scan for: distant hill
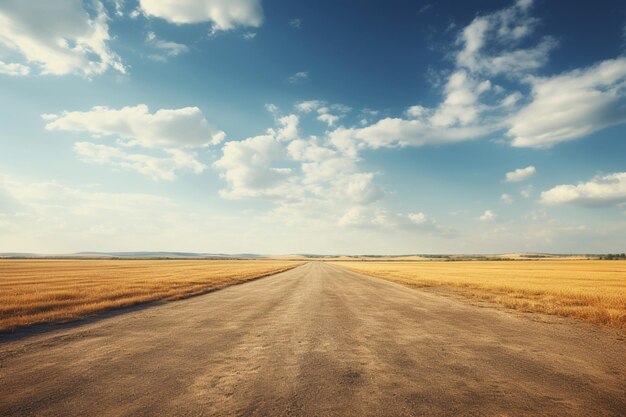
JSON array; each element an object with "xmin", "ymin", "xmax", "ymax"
[
  {"xmin": 0, "ymin": 252, "xmax": 608, "ymax": 260},
  {"xmin": 76, "ymin": 251, "xmax": 213, "ymax": 257}
]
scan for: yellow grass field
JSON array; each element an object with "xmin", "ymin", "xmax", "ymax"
[
  {"xmin": 332, "ymin": 260, "xmax": 626, "ymax": 328},
  {"xmin": 0, "ymin": 260, "xmax": 303, "ymax": 332}
]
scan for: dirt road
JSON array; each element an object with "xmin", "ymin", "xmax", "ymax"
[{"xmin": 0, "ymin": 262, "xmax": 624, "ymax": 416}]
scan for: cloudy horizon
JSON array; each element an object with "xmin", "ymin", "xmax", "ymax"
[{"xmin": 1, "ymin": 0, "xmax": 625, "ymax": 254}]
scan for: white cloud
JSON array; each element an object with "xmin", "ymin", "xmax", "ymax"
[
  {"xmin": 288, "ymin": 71, "xmax": 309, "ymax": 84},
  {"xmin": 290, "ymin": 18, "xmax": 302, "ymax": 29},
  {"xmin": 317, "ymin": 113, "xmax": 340, "ymax": 127},
  {"xmin": 209, "ymin": 111, "xmax": 463, "ymax": 240},
  {"xmin": 405, "ymin": 105, "xmax": 428, "ymax": 119},
  {"xmin": 501, "ymin": 92, "xmax": 522, "ymax": 108},
  {"xmin": 295, "ymin": 100, "xmax": 322, "ymax": 113},
  {"xmin": 479, "ymin": 209, "xmax": 496, "ymax": 221},
  {"xmin": 417, "ymin": 4, "xmax": 433, "ymax": 15},
  {"xmin": 44, "ymin": 104, "xmax": 223, "ymax": 181},
  {"xmin": 295, "ymin": 101, "xmax": 351, "ymax": 127},
  {"xmin": 520, "ymin": 185, "xmax": 533, "ymax": 198},
  {"xmin": 214, "ymin": 114, "xmax": 385, "ymax": 220},
  {"xmin": 325, "ymin": 0, "xmax": 625, "ymax": 154},
  {"xmin": 112, "ymin": 0, "xmax": 125, "ymax": 16},
  {"xmin": 322, "ymin": 0, "xmax": 553, "ymax": 154},
  {"xmin": 329, "ymin": 119, "xmax": 491, "ymax": 157},
  {"xmin": 408, "ymin": 212, "xmax": 428, "ymax": 224},
  {"xmin": 337, "ymin": 206, "xmax": 454, "ymax": 237},
  {"xmin": 146, "ymin": 31, "xmax": 189, "ymax": 59},
  {"xmin": 505, "ymin": 166, "xmax": 536, "ymax": 182},
  {"xmin": 317, "ymin": 107, "xmax": 341, "ymax": 127},
  {"xmin": 0, "ymin": 59, "xmax": 29, "ymax": 75},
  {"xmin": 264, "ymin": 103, "xmax": 278, "ymax": 114},
  {"xmin": 0, "ymin": 0, "xmax": 125, "ymax": 76},
  {"xmin": 139, "ymin": 0, "xmax": 263, "ymax": 32},
  {"xmin": 456, "ymin": 0, "xmax": 555, "ymax": 78},
  {"xmin": 214, "ymin": 133, "xmax": 294, "ymax": 199},
  {"xmin": 242, "ymin": 32, "xmax": 256, "ymax": 40},
  {"xmin": 541, "ymin": 172, "xmax": 626, "ymax": 207},
  {"xmin": 73, "ymin": 142, "xmax": 205, "ymax": 181},
  {"xmin": 508, "ymin": 57, "xmax": 626, "ymax": 148},
  {"xmin": 276, "ymin": 114, "xmax": 299, "ymax": 141},
  {"xmin": 330, "ymin": 103, "xmax": 352, "ymax": 114},
  {"xmin": 44, "ymin": 105, "xmax": 225, "ymax": 149},
  {"xmin": 501, "ymin": 193, "xmax": 513, "ymax": 204},
  {"xmin": 429, "ymin": 70, "xmax": 491, "ymax": 127}
]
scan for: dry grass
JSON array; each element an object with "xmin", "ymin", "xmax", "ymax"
[
  {"xmin": 0, "ymin": 260, "xmax": 303, "ymax": 332},
  {"xmin": 332, "ymin": 260, "xmax": 626, "ymax": 328}
]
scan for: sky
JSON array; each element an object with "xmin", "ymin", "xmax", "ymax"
[{"xmin": 0, "ymin": 0, "xmax": 625, "ymax": 255}]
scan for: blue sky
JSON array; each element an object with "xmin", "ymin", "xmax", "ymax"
[{"xmin": 0, "ymin": 0, "xmax": 625, "ymax": 254}]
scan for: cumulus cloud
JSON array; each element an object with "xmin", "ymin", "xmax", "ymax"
[
  {"xmin": 505, "ymin": 166, "xmax": 536, "ymax": 182},
  {"xmin": 44, "ymin": 104, "xmax": 223, "ymax": 180},
  {"xmin": 288, "ymin": 71, "xmax": 309, "ymax": 84},
  {"xmin": 322, "ymin": 1, "xmax": 548, "ymax": 153},
  {"xmin": 294, "ymin": 101, "xmax": 352, "ymax": 127},
  {"xmin": 213, "ymin": 133, "xmax": 293, "ymax": 199},
  {"xmin": 0, "ymin": 60, "xmax": 29, "ymax": 76},
  {"xmin": 338, "ymin": 207, "xmax": 455, "ymax": 237},
  {"xmin": 0, "ymin": 0, "xmax": 124, "ymax": 76},
  {"xmin": 73, "ymin": 142, "xmax": 205, "ymax": 181},
  {"xmin": 541, "ymin": 172, "xmax": 626, "ymax": 207},
  {"xmin": 112, "ymin": 0, "xmax": 125, "ymax": 16},
  {"xmin": 289, "ymin": 18, "xmax": 302, "ymax": 29},
  {"xmin": 295, "ymin": 100, "xmax": 322, "ymax": 113},
  {"xmin": 276, "ymin": 114, "xmax": 299, "ymax": 141},
  {"xmin": 508, "ymin": 58, "xmax": 626, "ymax": 148},
  {"xmin": 213, "ymin": 112, "xmax": 390, "ymax": 224},
  {"xmin": 324, "ymin": 0, "xmax": 626, "ymax": 153},
  {"xmin": 213, "ymin": 113, "xmax": 382, "ymax": 204},
  {"xmin": 329, "ymin": 120, "xmax": 491, "ymax": 157},
  {"xmin": 139, "ymin": 0, "xmax": 263, "ymax": 32},
  {"xmin": 501, "ymin": 92, "xmax": 522, "ymax": 108},
  {"xmin": 456, "ymin": 0, "xmax": 555, "ymax": 77},
  {"xmin": 429, "ymin": 70, "xmax": 492, "ymax": 127},
  {"xmin": 317, "ymin": 107, "xmax": 340, "ymax": 127},
  {"xmin": 44, "ymin": 105, "xmax": 225, "ymax": 149},
  {"xmin": 146, "ymin": 31, "xmax": 189, "ymax": 60},
  {"xmin": 479, "ymin": 209, "xmax": 496, "ymax": 221},
  {"xmin": 501, "ymin": 193, "xmax": 513, "ymax": 204},
  {"xmin": 209, "ymin": 108, "xmax": 461, "ymax": 239}
]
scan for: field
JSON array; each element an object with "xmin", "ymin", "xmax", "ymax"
[
  {"xmin": 0, "ymin": 260, "xmax": 303, "ymax": 332},
  {"xmin": 332, "ymin": 260, "xmax": 626, "ymax": 328}
]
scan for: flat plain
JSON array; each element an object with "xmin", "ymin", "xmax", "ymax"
[
  {"xmin": 0, "ymin": 262, "xmax": 623, "ymax": 416},
  {"xmin": 332, "ymin": 260, "xmax": 626, "ymax": 328},
  {"xmin": 0, "ymin": 259, "xmax": 302, "ymax": 332}
]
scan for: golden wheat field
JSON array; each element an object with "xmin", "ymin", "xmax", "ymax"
[
  {"xmin": 0, "ymin": 260, "xmax": 303, "ymax": 332},
  {"xmin": 333, "ymin": 260, "xmax": 626, "ymax": 328}
]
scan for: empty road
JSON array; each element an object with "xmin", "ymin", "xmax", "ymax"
[{"xmin": 0, "ymin": 262, "xmax": 624, "ymax": 416}]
